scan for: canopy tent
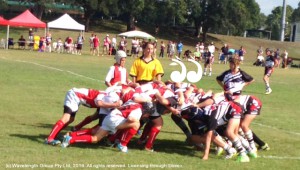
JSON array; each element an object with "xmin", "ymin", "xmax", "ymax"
[
  {"xmin": 0, "ymin": 16, "xmax": 9, "ymax": 26},
  {"xmin": 47, "ymin": 13, "xmax": 85, "ymax": 31},
  {"xmin": 0, "ymin": 16, "xmax": 9, "ymax": 49},
  {"xmin": 118, "ymin": 30, "xmax": 155, "ymax": 40},
  {"xmin": 9, "ymin": 9, "xmax": 46, "ymax": 28},
  {"xmin": 6, "ymin": 10, "xmax": 46, "ymax": 49}
]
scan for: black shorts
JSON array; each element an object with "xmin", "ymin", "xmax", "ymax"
[
  {"xmin": 63, "ymin": 105, "xmax": 76, "ymax": 117},
  {"xmin": 77, "ymin": 44, "xmax": 82, "ymax": 50}
]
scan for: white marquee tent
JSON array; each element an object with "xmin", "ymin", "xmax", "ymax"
[{"xmin": 47, "ymin": 13, "xmax": 85, "ymax": 31}]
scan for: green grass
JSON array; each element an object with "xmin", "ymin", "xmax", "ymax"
[
  {"xmin": 1, "ymin": 22, "xmax": 300, "ymax": 169},
  {"xmin": 0, "ymin": 47, "xmax": 300, "ymax": 170}
]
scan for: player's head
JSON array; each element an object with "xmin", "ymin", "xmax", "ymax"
[
  {"xmin": 229, "ymin": 56, "xmax": 240, "ymax": 69},
  {"xmin": 115, "ymin": 50, "xmax": 127, "ymax": 65}
]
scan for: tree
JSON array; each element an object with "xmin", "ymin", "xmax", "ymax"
[
  {"xmin": 73, "ymin": 0, "xmax": 102, "ymax": 32},
  {"xmin": 265, "ymin": 5, "xmax": 293, "ymax": 40},
  {"xmin": 117, "ymin": 0, "xmax": 144, "ymax": 31},
  {"xmin": 0, "ymin": 1, "xmax": 8, "ymax": 16},
  {"xmin": 291, "ymin": 2, "xmax": 300, "ymax": 22}
]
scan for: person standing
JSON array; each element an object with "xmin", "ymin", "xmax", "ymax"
[
  {"xmin": 238, "ymin": 46, "xmax": 246, "ymax": 64},
  {"xmin": 159, "ymin": 41, "xmax": 165, "ymax": 58},
  {"xmin": 131, "ymin": 37, "xmax": 139, "ymax": 58},
  {"xmin": 177, "ymin": 41, "xmax": 183, "ymax": 58},
  {"xmin": 93, "ymin": 35, "xmax": 100, "ymax": 56},
  {"xmin": 76, "ymin": 33, "xmax": 84, "ymax": 55},
  {"xmin": 105, "ymin": 50, "xmax": 131, "ymax": 87},
  {"xmin": 119, "ymin": 37, "xmax": 127, "ymax": 52},
  {"xmin": 263, "ymin": 48, "xmax": 278, "ymax": 94},
  {"xmin": 283, "ymin": 50, "xmax": 288, "ymax": 68},
  {"xmin": 221, "ymin": 43, "xmax": 229, "ymax": 64},
  {"xmin": 103, "ymin": 34, "xmax": 111, "ymax": 55},
  {"xmin": 216, "ymin": 56, "xmax": 254, "ymax": 101},
  {"xmin": 45, "ymin": 33, "xmax": 52, "ymax": 52},
  {"xmin": 130, "ymin": 42, "xmax": 164, "ymax": 85},
  {"xmin": 89, "ymin": 34, "xmax": 94, "ymax": 55},
  {"xmin": 203, "ymin": 47, "xmax": 213, "ymax": 76}
]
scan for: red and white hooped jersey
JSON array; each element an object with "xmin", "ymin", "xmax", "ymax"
[
  {"xmin": 73, "ymin": 88, "xmax": 106, "ymax": 108},
  {"xmin": 119, "ymin": 101, "xmax": 142, "ymax": 118},
  {"xmin": 135, "ymin": 82, "xmax": 161, "ymax": 94}
]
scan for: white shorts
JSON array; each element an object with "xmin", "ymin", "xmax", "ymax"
[
  {"xmin": 101, "ymin": 109, "xmax": 126, "ymax": 134},
  {"xmin": 64, "ymin": 89, "xmax": 81, "ymax": 112}
]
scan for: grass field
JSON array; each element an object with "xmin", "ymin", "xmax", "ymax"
[{"xmin": 0, "ymin": 44, "xmax": 300, "ymax": 170}]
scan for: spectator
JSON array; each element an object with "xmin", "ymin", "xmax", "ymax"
[
  {"xmin": 76, "ymin": 33, "xmax": 84, "ymax": 55},
  {"xmin": 119, "ymin": 37, "xmax": 127, "ymax": 52},
  {"xmin": 177, "ymin": 41, "xmax": 183, "ymax": 58},
  {"xmin": 220, "ymin": 43, "xmax": 229, "ymax": 64},
  {"xmin": 238, "ymin": 46, "xmax": 246, "ymax": 64},
  {"xmin": 18, "ymin": 35, "xmax": 26, "ymax": 50},
  {"xmin": 28, "ymin": 28, "xmax": 34, "ymax": 43},
  {"xmin": 274, "ymin": 48, "xmax": 281, "ymax": 68},
  {"xmin": 89, "ymin": 34, "xmax": 94, "ymax": 55},
  {"xmin": 159, "ymin": 41, "xmax": 165, "ymax": 58},
  {"xmin": 131, "ymin": 37, "xmax": 139, "ymax": 58},
  {"xmin": 282, "ymin": 50, "xmax": 288, "ymax": 69},
  {"xmin": 45, "ymin": 33, "xmax": 52, "ymax": 52},
  {"xmin": 93, "ymin": 35, "xmax": 100, "ymax": 56},
  {"xmin": 103, "ymin": 34, "xmax": 111, "ymax": 55}
]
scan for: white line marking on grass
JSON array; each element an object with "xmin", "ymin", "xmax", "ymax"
[
  {"xmin": 1, "ymin": 57, "xmax": 103, "ymax": 83},
  {"xmin": 259, "ymin": 155, "xmax": 300, "ymax": 160},
  {"xmin": 15, "ymin": 60, "xmax": 64, "ymax": 72},
  {"xmin": 253, "ymin": 122, "xmax": 300, "ymax": 136},
  {"xmin": 66, "ymin": 71, "xmax": 101, "ymax": 82}
]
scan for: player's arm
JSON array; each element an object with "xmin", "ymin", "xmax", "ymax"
[{"xmin": 96, "ymin": 99, "xmax": 122, "ymax": 108}]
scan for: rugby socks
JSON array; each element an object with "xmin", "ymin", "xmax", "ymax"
[
  {"xmin": 245, "ymin": 130, "xmax": 256, "ymax": 150},
  {"xmin": 265, "ymin": 83, "xmax": 270, "ymax": 90},
  {"xmin": 73, "ymin": 116, "xmax": 93, "ymax": 130},
  {"xmin": 252, "ymin": 131, "xmax": 266, "ymax": 147},
  {"xmin": 145, "ymin": 127, "xmax": 160, "ymax": 149},
  {"xmin": 239, "ymin": 136, "xmax": 251, "ymax": 152},
  {"xmin": 70, "ymin": 135, "xmax": 92, "ymax": 144},
  {"xmin": 139, "ymin": 122, "xmax": 152, "ymax": 142},
  {"xmin": 120, "ymin": 128, "xmax": 138, "ymax": 146},
  {"xmin": 232, "ymin": 137, "xmax": 246, "ymax": 155},
  {"xmin": 47, "ymin": 120, "xmax": 64, "ymax": 141},
  {"xmin": 171, "ymin": 114, "xmax": 191, "ymax": 138},
  {"xmin": 69, "ymin": 128, "xmax": 93, "ymax": 137}
]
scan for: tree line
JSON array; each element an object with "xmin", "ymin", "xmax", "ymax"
[{"xmin": 1, "ymin": 0, "xmax": 300, "ymax": 41}]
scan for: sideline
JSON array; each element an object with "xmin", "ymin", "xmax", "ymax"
[{"xmin": 259, "ymin": 155, "xmax": 300, "ymax": 160}]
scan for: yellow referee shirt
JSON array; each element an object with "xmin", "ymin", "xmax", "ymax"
[{"xmin": 130, "ymin": 57, "xmax": 164, "ymax": 82}]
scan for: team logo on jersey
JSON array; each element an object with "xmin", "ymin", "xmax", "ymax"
[{"xmin": 169, "ymin": 59, "xmax": 203, "ymax": 83}]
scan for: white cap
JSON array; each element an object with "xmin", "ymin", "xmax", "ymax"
[{"xmin": 115, "ymin": 50, "xmax": 127, "ymax": 64}]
